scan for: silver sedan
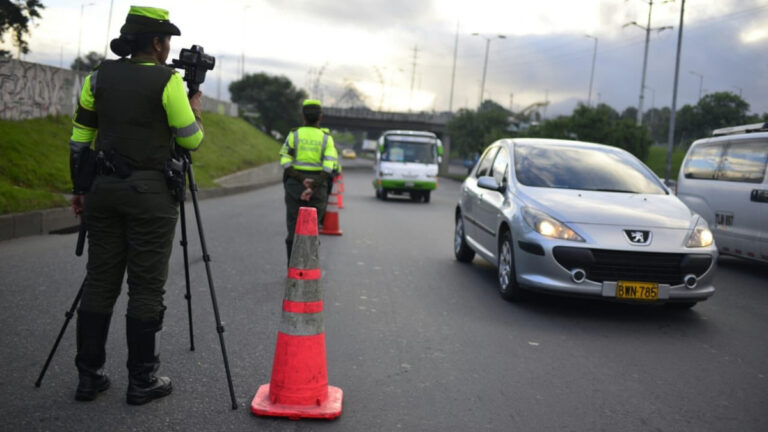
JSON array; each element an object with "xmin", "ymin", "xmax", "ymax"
[{"xmin": 454, "ymin": 138, "xmax": 717, "ymax": 308}]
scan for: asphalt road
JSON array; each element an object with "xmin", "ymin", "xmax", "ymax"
[{"xmin": 1, "ymin": 169, "xmax": 767, "ymax": 431}]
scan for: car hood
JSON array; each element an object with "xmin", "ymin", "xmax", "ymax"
[{"xmin": 517, "ymin": 187, "xmax": 694, "ymax": 229}]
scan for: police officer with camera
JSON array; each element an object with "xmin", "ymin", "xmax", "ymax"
[
  {"xmin": 68, "ymin": 6, "xmax": 203, "ymax": 405},
  {"xmin": 280, "ymin": 100, "xmax": 339, "ymax": 261}
]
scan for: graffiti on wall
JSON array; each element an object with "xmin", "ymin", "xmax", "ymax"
[
  {"xmin": 0, "ymin": 58, "xmax": 84, "ymax": 121},
  {"xmin": 0, "ymin": 58, "xmax": 237, "ymax": 121}
]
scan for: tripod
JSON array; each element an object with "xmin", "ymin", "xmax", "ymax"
[
  {"xmin": 35, "ymin": 151, "xmax": 238, "ymax": 410},
  {"xmin": 176, "ymin": 148, "xmax": 238, "ymax": 410}
]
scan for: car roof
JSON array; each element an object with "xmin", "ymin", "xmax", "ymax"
[
  {"xmin": 690, "ymin": 131, "xmax": 768, "ymax": 147},
  {"xmin": 498, "ymin": 137, "xmax": 630, "ymax": 155}
]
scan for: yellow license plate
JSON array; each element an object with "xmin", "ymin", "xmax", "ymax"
[{"xmin": 616, "ymin": 281, "xmax": 659, "ymax": 301}]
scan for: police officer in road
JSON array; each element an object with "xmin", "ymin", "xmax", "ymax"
[
  {"xmin": 68, "ymin": 6, "xmax": 203, "ymax": 405},
  {"xmin": 280, "ymin": 100, "xmax": 338, "ymax": 261}
]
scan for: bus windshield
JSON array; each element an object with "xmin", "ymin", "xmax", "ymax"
[{"xmin": 381, "ymin": 137, "xmax": 437, "ymax": 164}]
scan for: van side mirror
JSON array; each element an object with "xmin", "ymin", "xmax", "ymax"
[{"xmin": 477, "ymin": 176, "xmax": 504, "ymax": 192}]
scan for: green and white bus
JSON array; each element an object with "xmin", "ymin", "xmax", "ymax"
[{"xmin": 373, "ymin": 130, "xmax": 443, "ymax": 203}]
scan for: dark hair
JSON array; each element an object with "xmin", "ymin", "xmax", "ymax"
[
  {"xmin": 303, "ymin": 106, "xmax": 321, "ymax": 124},
  {"xmin": 110, "ymin": 34, "xmax": 168, "ymax": 58}
]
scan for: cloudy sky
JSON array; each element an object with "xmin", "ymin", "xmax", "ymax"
[{"xmin": 6, "ymin": 0, "xmax": 768, "ymax": 116}]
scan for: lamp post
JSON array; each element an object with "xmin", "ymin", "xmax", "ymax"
[
  {"xmin": 241, "ymin": 5, "xmax": 251, "ymax": 79},
  {"xmin": 689, "ymin": 70, "xmax": 703, "ymax": 101},
  {"xmin": 103, "ymin": 0, "xmax": 114, "ymax": 58},
  {"xmin": 624, "ymin": 0, "xmax": 673, "ymax": 125},
  {"xmin": 665, "ymin": 0, "xmax": 686, "ymax": 183},
  {"xmin": 76, "ymin": 2, "xmax": 95, "ymax": 71},
  {"xmin": 472, "ymin": 33, "xmax": 506, "ymax": 107},
  {"xmin": 585, "ymin": 34, "xmax": 598, "ymax": 106}
]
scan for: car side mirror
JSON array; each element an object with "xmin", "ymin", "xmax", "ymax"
[{"xmin": 477, "ymin": 176, "xmax": 504, "ymax": 192}]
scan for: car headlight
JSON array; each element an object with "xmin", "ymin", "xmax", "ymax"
[
  {"xmin": 380, "ymin": 169, "xmax": 394, "ymax": 176},
  {"xmin": 686, "ymin": 217, "xmax": 714, "ymax": 248},
  {"xmin": 522, "ymin": 207, "xmax": 584, "ymax": 242}
]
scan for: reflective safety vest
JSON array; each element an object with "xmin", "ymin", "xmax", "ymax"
[{"xmin": 280, "ymin": 126, "xmax": 338, "ymax": 173}]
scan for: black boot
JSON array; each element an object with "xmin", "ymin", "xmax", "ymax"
[
  {"xmin": 74, "ymin": 310, "xmax": 112, "ymax": 401},
  {"xmin": 125, "ymin": 315, "xmax": 172, "ymax": 405}
]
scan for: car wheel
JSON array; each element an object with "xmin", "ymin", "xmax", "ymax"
[
  {"xmin": 665, "ymin": 301, "xmax": 697, "ymax": 310},
  {"xmin": 381, "ymin": 190, "xmax": 388, "ymax": 200},
  {"xmin": 498, "ymin": 230, "xmax": 524, "ymax": 301},
  {"xmin": 424, "ymin": 191, "xmax": 431, "ymax": 203},
  {"xmin": 454, "ymin": 214, "xmax": 475, "ymax": 263}
]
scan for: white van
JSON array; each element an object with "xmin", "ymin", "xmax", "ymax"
[
  {"xmin": 676, "ymin": 123, "xmax": 768, "ymax": 262},
  {"xmin": 373, "ymin": 130, "xmax": 442, "ymax": 203}
]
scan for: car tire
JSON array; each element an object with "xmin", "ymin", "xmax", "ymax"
[
  {"xmin": 424, "ymin": 191, "xmax": 431, "ymax": 203},
  {"xmin": 665, "ymin": 301, "xmax": 697, "ymax": 310},
  {"xmin": 454, "ymin": 214, "xmax": 475, "ymax": 263},
  {"xmin": 381, "ymin": 190, "xmax": 388, "ymax": 200},
  {"xmin": 498, "ymin": 230, "xmax": 524, "ymax": 301}
]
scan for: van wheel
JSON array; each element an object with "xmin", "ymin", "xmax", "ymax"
[
  {"xmin": 498, "ymin": 230, "xmax": 524, "ymax": 302},
  {"xmin": 454, "ymin": 214, "xmax": 475, "ymax": 263},
  {"xmin": 381, "ymin": 190, "xmax": 388, "ymax": 200}
]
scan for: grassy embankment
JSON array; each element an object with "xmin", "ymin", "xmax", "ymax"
[{"xmin": 0, "ymin": 113, "xmax": 280, "ymax": 215}]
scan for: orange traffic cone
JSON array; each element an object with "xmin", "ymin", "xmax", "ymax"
[
  {"xmin": 251, "ymin": 207, "xmax": 343, "ymax": 420},
  {"xmin": 336, "ymin": 194, "xmax": 344, "ymax": 209},
  {"xmin": 319, "ymin": 207, "xmax": 342, "ymax": 236}
]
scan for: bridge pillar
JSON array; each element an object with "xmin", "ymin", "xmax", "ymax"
[{"xmin": 440, "ymin": 135, "xmax": 451, "ymax": 176}]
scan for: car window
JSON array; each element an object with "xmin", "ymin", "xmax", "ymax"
[
  {"xmin": 717, "ymin": 140, "xmax": 768, "ymax": 183},
  {"xmin": 683, "ymin": 143, "xmax": 725, "ymax": 180},
  {"xmin": 491, "ymin": 146, "xmax": 509, "ymax": 185},
  {"xmin": 475, "ymin": 147, "xmax": 499, "ymax": 178},
  {"xmin": 514, "ymin": 143, "xmax": 667, "ymax": 194}
]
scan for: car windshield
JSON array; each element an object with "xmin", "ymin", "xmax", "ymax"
[
  {"xmin": 381, "ymin": 137, "xmax": 436, "ymax": 164},
  {"xmin": 514, "ymin": 143, "xmax": 667, "ymax": 194}
]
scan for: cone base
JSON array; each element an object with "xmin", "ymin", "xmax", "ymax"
[
  {"xmin": 251, "ymin": 384, "xmax": 343, "ymax": 420},
  {"xmin": 319, "ymin": 229, "xmax": 342, "ymax": 236}
]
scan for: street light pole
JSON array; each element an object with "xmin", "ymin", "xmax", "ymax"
[
  {"xmin": 585, "ymin": 34, "xmax": 598, "ymax": 106},
  {"xmin": 665, "ymin": 0, "xmax": 686, "ymax": 183},
  {"xmin": 689, "ymin": 70, "xmax": 703, "ymax": 101},
  {"xmin": 103, "ymin": 0, "xmax": 114, "ymax": 59},
  {"xmin": 448, "ymin": 20, "xmax": 459, "ymax": 112},
  {"xmin": 241, "ymin": 5, "xmax": 250, "ymax": 79},
  {"xmin": 624, "ymin": 1, "xmax": 672, "ymax": 125},
  {"xmin": 76, "ymin": 2, "xmax": 95, "ymax": 71},
  {"xmin": 472, "ymin": 33, "xmax": 505, "ymax": 108}
]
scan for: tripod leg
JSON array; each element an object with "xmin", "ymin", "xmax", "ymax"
[
  {"xmin": 179, "ymin": 201, "xmax": 195, "ymax": 351},
  {"xmin": 35, "ymin": 276, "xmax": 86, "ymax": 387},
  {"xmin": 186, "ymin": 160, "xmax": 238, "ymax": 410}
]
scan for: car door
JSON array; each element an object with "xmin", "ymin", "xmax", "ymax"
[
  {"xmin": 462, "ymin": 146, "xmax": 498, "ymax": 246},
  {"xmin": 714, "ymin": 139, "xmax": 768, "ymax": 259},
  {"xmin": 475, "ymin": 146, "xmax": 509, "ymax": 255}
]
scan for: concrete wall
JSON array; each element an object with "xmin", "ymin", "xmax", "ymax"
[{"xmin": 0, "ymin": 58, "xmax": 237, "ymax": 120}]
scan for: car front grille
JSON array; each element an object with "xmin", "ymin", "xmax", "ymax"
[{"xmin": 552, "ymin": 247, "xmax": 712, "ymax": 285}]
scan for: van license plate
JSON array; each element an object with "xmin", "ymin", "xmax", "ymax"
[
  {"xmin": 616, "ymin": 281, "xmax": 659, "ymax": 300},
  {"xmin": 405, "ymin": 182, "xmax": 414, "ymax": 187}
]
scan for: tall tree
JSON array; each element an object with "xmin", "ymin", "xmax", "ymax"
[
  {"xmin": 71, "ymin": 51, "xmax": 104, "ymax": 71},
  {"xmin": 447, "ymin": 106, "xmax": 509, "ymax": 157},
  {"xmin": 0, "ymin": 0, "xmax": 44, "ymax": 58},
  {"xmin": 229, "ymin": 72, "xmax": 307, "ymax": 137}
]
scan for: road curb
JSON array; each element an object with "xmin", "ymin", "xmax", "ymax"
[{"xmin": 0, "ymin": 160, "xmax": 376, "ymax": 243}]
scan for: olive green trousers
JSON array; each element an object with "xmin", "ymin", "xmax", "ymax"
[
  {"xmin": 284, "ymin": 173, "xmax": 328, "ymax": 260},
  {"xmin": 79, "ymin": 171, "xmax": 178, "ymax": 322}
]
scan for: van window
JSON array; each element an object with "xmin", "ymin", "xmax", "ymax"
[
  {"xmin": 683, "ymin": 143, "xmax": 725, "ymax": 179},
  {"xmin": 491, "ymin": 146, "xmax": 509, "ymax": 185},
  {"xmin": 475, "ymin": 147, "xmax": 499, "ymax": 177},
  {"xmin": 717, "ymin": 140, "xmax": 768, "ymax": 183}
]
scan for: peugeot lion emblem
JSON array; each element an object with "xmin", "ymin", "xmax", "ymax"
[{"xmin": 624, "ymin": 230, "xmax": 651, "ymax": 245}]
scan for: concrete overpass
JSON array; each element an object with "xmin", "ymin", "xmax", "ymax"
[{"xmin": 321, "ymin": 107, "xmax": 453, "ymax": 138}]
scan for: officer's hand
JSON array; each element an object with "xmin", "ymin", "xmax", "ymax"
[
  {"xmin": 189, "ymin": 91, "xmax": 202, "ymax": 113},
  {"xmin": 300, "ymin": 188, "xmax": 313, "ymax": 202},
  {"xmin": 302, "ymin": 178, "xmax": 314, "ymax": 189},
  {"xmin": 72, "ymin": 194, "xmax": 84, "ymax": 216}
]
